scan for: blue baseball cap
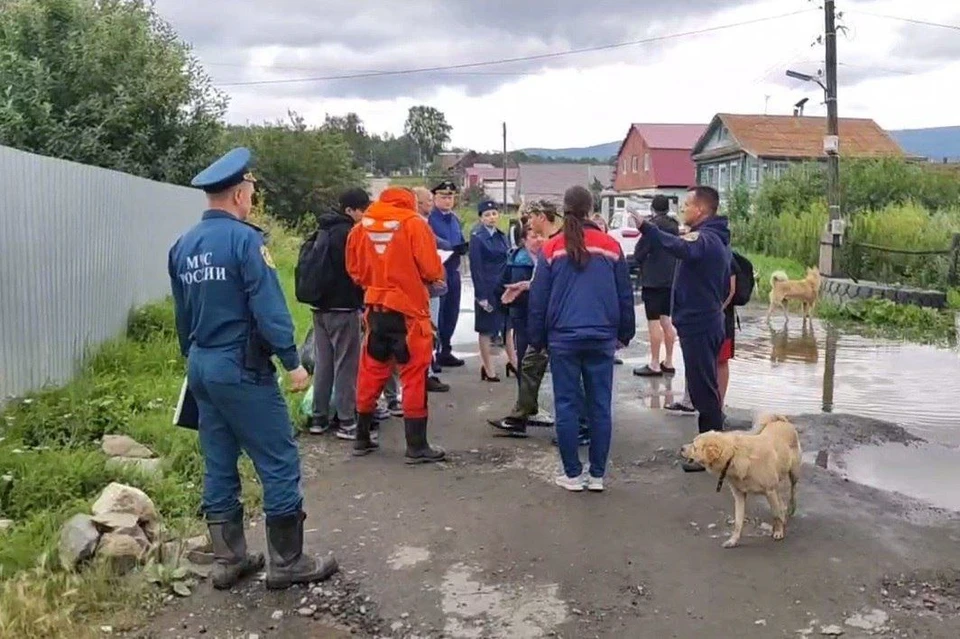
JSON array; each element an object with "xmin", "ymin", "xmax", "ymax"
[
  {"xmin": 191, "ymin": 147, "xmax": 257, "ymax": 194},
  {"xmin": 477, "ymin": 200, "xmax": 499, "ymax": 215}
]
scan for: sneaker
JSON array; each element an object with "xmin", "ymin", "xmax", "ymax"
[
  {"xmin": 555, "ymin": 474, "xmax": 586, "ymax": 492},
  {"xmin": 373, "ymin": 402, "xmax": 391, "ymax": 422},
  {"xmin": 308, "ymin": 416, "xmax": 329, "ymax": 436},
  {"xmin": 664, "ymin": 402, "xmax": 696, "ymax": 415},
  {"xmin": 387, "ymin": 400, "xmax": 404, "ymax": 418},
  {"xmin": 335, "ymin": 423, "xmax": 358, "ymax": 441},
  {"xmin": 488, "ymin": 417, "xmax": 528, "ymax": 437},
  {"xmin": 586, "ymin": 476, "xmax": 604, "ymax": 492}
]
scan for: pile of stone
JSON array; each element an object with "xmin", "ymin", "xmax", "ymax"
[
  {"xmin": 101, "ymin": 434, "xmax": 162, "ymax": 477},
  {"xmin": 58, "ymin": 481, "xmax": 212, "ymax": 578}
]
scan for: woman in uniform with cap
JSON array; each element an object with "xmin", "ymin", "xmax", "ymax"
[{"xmin": 469, "ymin": 200, "xmax": 510, "ymax": 381}]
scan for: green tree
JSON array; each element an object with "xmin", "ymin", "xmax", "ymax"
[
  {"xmin": 0, "ymin": 0, "xmax": 226, "ymax": 185},
  {"xmin": 224, "ymin": 111, "xmax": 364, "ymax": 227},
  {"xmin": 403, "ymin": 105, "xmax": 452, "ymax": 173},
  {"xmin": 322, "ymin": 112, "xmax": 369, "ymax": 170}
]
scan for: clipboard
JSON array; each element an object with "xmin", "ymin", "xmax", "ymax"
[{"xmin": 173, "ymin": 377, "xmax": 200, "ymax": 430}]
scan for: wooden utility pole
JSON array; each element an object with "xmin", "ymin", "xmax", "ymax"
[
  {"xmin": 502, "ymin": 122, "xmax": 508, "ymax": 213},
  {"xmin": 819, "ymin": 0, "xmax": 843, "ymax": 277}
]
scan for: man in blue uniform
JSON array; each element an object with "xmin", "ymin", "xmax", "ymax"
[
  {"xmin": 634, "ymin": 186, "xmax": 730, "ymax": 473},
  {"xmin": 428, "ymin": 180, "xmax": 468, "ymax": 368},
  {"xmin": 168, "ymin": 147, "xmax": 339, "ymax": 590}
]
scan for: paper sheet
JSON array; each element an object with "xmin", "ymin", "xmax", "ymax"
[{"xmin": 438, "ymin": 249, "xmax": 453, "ymax": 264}]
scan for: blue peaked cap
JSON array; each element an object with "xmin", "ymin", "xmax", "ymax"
[
  {"xmin": 477, "ymin": 200, "xmax": 499, "ymax": 215},
  {"xmin": 191, "ymin": 147, "xmax": 257, "ymax": 193}
]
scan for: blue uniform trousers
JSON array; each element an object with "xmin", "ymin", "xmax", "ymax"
[
  {"xmin": 437, "ymin": 269, "xmax": 462, "ymax": 357},
  {"xmin": 188, "ymin": 352, "xmax": 302, "ymax": 520},
  {"xmin": 549, "ymin": 343, "xmax": 615, "ymax": 479},
  {"xmin": 679, "ymin": 323, "xmax": 725, "ymax": 434}
]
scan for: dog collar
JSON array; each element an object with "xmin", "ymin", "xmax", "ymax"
[{"xmin": 716, "ymin": 457, "xmax": 733, "ymax": 492}]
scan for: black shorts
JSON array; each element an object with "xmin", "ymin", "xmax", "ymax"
[{"xmin": 641, "ymin": 287, "xmax": 672, "ymax": 321}]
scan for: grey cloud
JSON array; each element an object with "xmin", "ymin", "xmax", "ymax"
[{"xmin": 154, "ymin": 0, "xmax": 755, "ymax": 101}]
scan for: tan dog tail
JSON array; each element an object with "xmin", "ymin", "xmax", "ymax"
[
  {"xmin": 752, "ymin": 412, "xmax": 788, "ymax": 434},
  {"xmin": 770, "ymin": 270, "xmax": 789, "ymax": 286}
]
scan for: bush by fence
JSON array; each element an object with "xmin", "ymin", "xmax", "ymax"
[{"xmin": 728, "ymin": 158, "xmax": 960, "ymax": 290}]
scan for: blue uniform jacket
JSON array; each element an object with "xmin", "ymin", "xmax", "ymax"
[
  {"xmin": 168, "ymin": 210, "xmax": 300, "ymax": 380},
  {"xmin": 528, "ymin": 224, "xmax": 636, "ymax": 351},
  {"xmin": 494, "ymin": 247, "xmax": 535, "ymax": 321},
  {"xmin": 468, "ymin": 225, "xmax": 510, "ymax": 308},
  {"xmin": 639, "ymin": 215, "xmax": 731, "ymax": 337},
  {"xmin": 428, "ymin": 207, "xmax": 465, "ymax": 273}
]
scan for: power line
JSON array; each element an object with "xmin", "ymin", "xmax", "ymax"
[
  {"xmin": 848, "ymin": 10, "xmax": 960, "ymax": 32},
  {"xmin": 216, "ymin": 9, "xmax": 813, "ymax": 88}
]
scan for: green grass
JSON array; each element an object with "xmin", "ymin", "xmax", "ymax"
[
  {"xmin": 739, "ymin": 251, "xmax": 808, "ymax": 301},
  {"xmin": 0, "ymin": 214, "xmax": 309, "ymax": 637}
]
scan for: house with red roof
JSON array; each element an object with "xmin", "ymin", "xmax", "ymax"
[{"xmin": 603, "ymin": 123, "xmax": 707, "ymax": 217}]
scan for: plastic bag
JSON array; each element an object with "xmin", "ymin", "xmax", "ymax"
[
  {"xmin": 298, "ymin": 382, "xmax": 336, "ymax": 420},
  {"xmin": 299, "ymin": 328, "xmax": 316, "ymax": 375}
]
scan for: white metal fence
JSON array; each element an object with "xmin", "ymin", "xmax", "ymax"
[{"xmin": 0, "ymin": 145, "xmax": 205, "ymax": 401}]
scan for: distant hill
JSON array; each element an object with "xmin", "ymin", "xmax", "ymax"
[
  {"xmin": 522, "ymin": 126, "xmax": 960, "ymax": 162},
  {"xmin": 519, "ymin": 141, "xmax": 620, "ymax": 161},
  {"xmin": 889, "ymin": 127, "xmax": 960, "ymax": 161}
]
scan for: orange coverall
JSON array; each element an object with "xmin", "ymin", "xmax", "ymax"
[{"xmin": 346, "ymin": 188, "xmax": 444, "ymax": 419}]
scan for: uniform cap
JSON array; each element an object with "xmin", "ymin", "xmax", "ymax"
[
  {"xmin": 191, "ymin": 147, "xmax": 257, "ymax": 194},
  {"xmin": 431, "ymin": 179, "xmax": 459, "ymax": 195},
  {"xmin": 477, "ymin": 200, "xmax": 498, "ymax": 215}
]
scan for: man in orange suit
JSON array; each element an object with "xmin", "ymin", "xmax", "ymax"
[{"xmin": 346, "ymin": 187, "xmax": 447, "ymax": 463}]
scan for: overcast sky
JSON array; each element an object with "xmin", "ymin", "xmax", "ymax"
[{"xmin": 154, "ymin": 0, "xmax": 960, "ymax": 151}]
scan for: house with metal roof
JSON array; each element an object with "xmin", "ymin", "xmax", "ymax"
[
  {"xmin": 691, "ymin": 113, "xmax": 905, "ymax": 203},
  {"xmin": 606, "ymin": 123, "xmax": 707, "ymax": 217},
  {"xmin": 514, "ymin": 163, "xmax": 613, "ymax": 209}
]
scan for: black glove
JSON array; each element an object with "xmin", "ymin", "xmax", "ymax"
[{"xmin": 454, "ymin": 242, "xmax": 469, "ymax": 256}]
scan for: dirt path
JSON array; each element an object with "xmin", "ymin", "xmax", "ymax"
[{"xmin": 128, "ymin": 353, "xmax": 960, "ymax": 639}]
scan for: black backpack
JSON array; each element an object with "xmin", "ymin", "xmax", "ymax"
[
  {"xmin": 294, "ymin": 228, "xmax": 334, "ymax": 306},
  {"xmin": 731, "ymin": 251, "xmax": 755, "ymax": 306}
]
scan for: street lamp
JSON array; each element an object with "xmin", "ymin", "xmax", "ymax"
[{"xmin": 785, "ymin": 69, "xmax": 827, "ymax": 92}]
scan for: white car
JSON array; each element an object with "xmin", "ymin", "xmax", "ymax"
[{"xmin": 608, "ymin": 208, "xmax": 685, "ymax": 268}]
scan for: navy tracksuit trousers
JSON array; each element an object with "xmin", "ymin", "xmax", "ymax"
[{"xmin": 679, "ymin": 322, "xmax": 725, "ymax": 433}]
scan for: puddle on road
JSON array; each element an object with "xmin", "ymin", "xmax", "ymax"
[{"xmin": 832, "ymin": 441, "xmax": 960, "ymax": 512}]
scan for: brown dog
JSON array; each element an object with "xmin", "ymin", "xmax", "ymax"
[
  {"xmin": 766, "ymin": 267, "xmax": 821, "ymax": 322},
  {"xmin": 680, "ymin": 414, "xmax": 802, "ymax": 548}
]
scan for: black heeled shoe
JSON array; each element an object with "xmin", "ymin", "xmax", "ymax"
[
  {"xmin": 480, "ymin": 368, "xmax": 501, "ymax": 383},
  {"xmin": 505, "ymin": 362, "xmax": 518, "ymax": 378}
]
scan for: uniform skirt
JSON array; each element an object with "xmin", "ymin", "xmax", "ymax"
[{"xmin": 475, "ymin": 302, "xmax": 507, "ymax": 336}]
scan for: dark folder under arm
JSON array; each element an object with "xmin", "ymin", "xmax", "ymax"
[{"xmin": 173, "ymin": 377, "xmax": 199, "ymax": 430}]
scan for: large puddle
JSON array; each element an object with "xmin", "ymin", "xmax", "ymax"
[{"xmin": 449, "ymin": 278, "xmax": 960, "ymax": 512}]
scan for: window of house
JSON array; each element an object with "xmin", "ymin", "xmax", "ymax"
[
  {"xmin": 730, "ymin": 161, "xmax": 741, "ymax": 186},
  {"xmin": 718, "ymin": 164, "xmax": 728, "ymax": 193},
  {"xmin": 632, "ymin": 156, "xmax": 638, "ymax": 173},
  {"xmin": 615, "ymin": 198, "xmax": 625, "ymax": 209},
  {"xmin": 643, "ymin": 153, "xmax": 651, "ymax": 172},
  {"xmin": 621, "ymin": 158, "xmax": 627, "ymax": 174},
  {"xmin": 747, "ymin": 158, "xmax": 759, "ymax": 186}
]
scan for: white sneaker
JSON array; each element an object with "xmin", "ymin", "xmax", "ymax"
[
  {"xmin": 586, "ymin": 476, "xmax": 604, "ymax": 492},
  {"xmin": 555, "ymin": 474, "xmax": 586, "ymax": 492}
]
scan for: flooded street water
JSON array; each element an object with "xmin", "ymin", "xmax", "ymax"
[{"xmin": 449, "ymin": 278, "xmax": 960, "ymax": 512}]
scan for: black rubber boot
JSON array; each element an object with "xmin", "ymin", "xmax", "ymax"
[
  {"xmin": 353, "ymin": 413, "xmax": 379, "ymax": 456},
  {"xmin": 404, "ymin": 417, "xmax": 445, "ymax": 464},
  {"xmin": 207, "ymin": 509, "xmax": 265, "ymax": 590},
  {"xmin": 265, "ymin": 511, "xmax": 339, "ymax": 590}
]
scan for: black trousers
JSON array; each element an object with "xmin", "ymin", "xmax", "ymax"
[{"xmin": 680, "ymin": 325, "xmax": 725, "ymax": 433}]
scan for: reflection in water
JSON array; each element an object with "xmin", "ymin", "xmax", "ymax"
[
  {"xmin": 838, "ymin": 442, "xmax": 960, "ymax": 512},
  {"xmin": 822, "ymin": 324, "xmax": 838, "ymax": 414},
  {"xmin": 768, "ymin": 319, "xmax": 819, "ymax": 365}
]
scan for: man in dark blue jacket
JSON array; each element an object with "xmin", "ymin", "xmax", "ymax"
[
  {"xmin": 169, "ymin": 147, "xmax": 338, "ymax": 590},
  {"xmin": 427, "ymin": 180, "xmax": 468, "ymax": 368},
  {"xmin": 635, "ymin": 186, "xmax": 730, "ymax": 472}
]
